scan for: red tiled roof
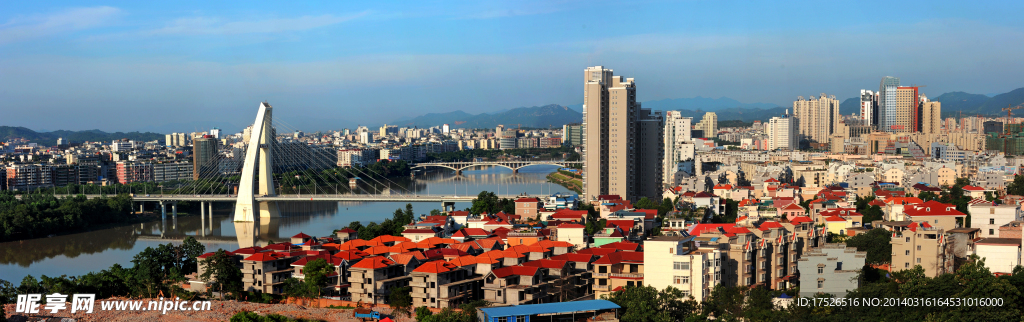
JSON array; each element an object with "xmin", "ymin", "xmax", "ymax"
[
  {"xmin": 550, "ymin": 253, "xmax": 595, "ymax": 263},
  {"xmin": 575, "ymin": 248, "xmax": 619, "ymax": 256},
  {"xmin": 962, "ymin": 185, "xmax": 986, "ymax": 191},
  {"xmin": 790, "ymin": 216, "xmax": 813, "ymax": 224},
  {"xmin": 243, "ymin": 252, "xmax": 287, "ymax": 262},
  {"xmin": 606, "ymin": 220, "xmax": 636, "ymax": 229},
  {"xmin": 291, "ymin": 232, "xmax": 311, "ymax": 239},
  {"xmin": 824, "ymin": 215, "xmax": 847, "ymax": 222},
  {"xmin": 551, "ymin": 210, "xmax": 589, "ymax": 219},
  {"xmin": 781, "ymin": 203, "xmax": 804, "ymax": 211},
  {"xmin": 735, "ymin": 216, "xmax": 748, "ymax": 222},
  {"xmin": 413, "ymin": 261, "xmax": 458, "ymax": 273},
  {"xmin": 757, "ymin": 221, "xmax": 784, "ymax": 231},
  {"xmin": 885, "ymin": 197, "xmax": 923, "ymax": 205},
  {"xmin": 492, "ymin": 265, "xmax": 540, "ymax": 278},
  {"xmin": 714, "ymin": 184, "xmax": 733, "ymax": 190},
  {"xmin": 350, "ymin": 256, "xmax": 395, "ymax": 269},
  {"xmin": 334, "ymin": 250, "xmax": 368, "ymax": 260},
  {"xmin": 523, "ymin": 259, "xmax": 568, "ymax": 269},
  {"xmin": 558, "ymin": 223, "xmax": 585, "ymax": 229},
  {"xmin": 516, "ymin": 197, "xmax": 540, "ymax": 203},
  {"xmin": 450, "ymin": 210, "xmax": 470, "ymax": 217},
  {"xmin": 906, "ymin": 200, "xmax": 966, "ymax": 217},
  {"xmin": 448, "ymin": 256, "xmax": 479, "ymax": 267},
  {"xmin": 593, "ymin": 251, "xmax": 644, "ymax": 265},
  {"xmin": 338, "ymin": 228, "xmax": 357, "ymax": 233},
  {"xmin": 402, "ymin": 229, "xmax": 437, "ymax": 234}
]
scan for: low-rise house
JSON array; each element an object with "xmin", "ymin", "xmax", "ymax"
[
  {"xmin": 241, "ymin": 251, "xmax": 303, "ymax": 294},
  {"xmin": 482, "ymin": 266, "xmax": 546, "ymax": 306},
  {"xmin": 797, "ymin": 244, "xmax": 866, "ymax": 298},
  {"xmin": 592, "ymin": 251, "xmax": 645, "ymax": 299},
  {"xmin": 904, "ymin": 200, "xmax": 968, "ymax": 231},
  {"xmin": 974, "ymin": 238, "xmax": 1022, "ymax": 274},
  {"xmin": 968, "ymin": 200, "xmax": 1021, "ymax": 237},
  {"xmin": 890, "ymin": 225, "xmax": 953, "ymax": 277}
]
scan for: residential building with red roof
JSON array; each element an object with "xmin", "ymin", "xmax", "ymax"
[
  {"xmin": 349, "ymin": 255, "xmax": 410, "ymax": 304},
  {"xmin": 240, "ymin": 251, "xmax": 303, "ymax": 294},
  {"xmin": 482, "ymin": 265, "xmax": 546, "ymax": 306},
  {"xmin": 409, "ymin": 260, "xmax": 484, "ymax": 309},
  {"xmin": 890, "ymin": 226, "xmax": 954, "ymax": 277},
  {"xmin": 335, "ymin": 228, "xmax": 358, "ymax": 242},
  {"xmin": 904, "ymin": 200, "xmax": 968, "ymax": 231},
  {"xmin": 553, "ymin": 223, "xmax": 586, "ymax": 250},
  {"xmin": 515, "ymin": 197, "xmax": 542, "ymax": 219},
  {"xmin": 592, "ymin": 251, "xmax": 645, "ymax": 298}
]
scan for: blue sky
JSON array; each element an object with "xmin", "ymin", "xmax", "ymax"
[{"xmin": 2, "ymin": 0, "xmax": 1023, "ymax": 132}]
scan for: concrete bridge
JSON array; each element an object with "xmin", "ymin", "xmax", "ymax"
[{"xmin": 412, "ymin": 160, "xmax": 581, "ymax": 174}]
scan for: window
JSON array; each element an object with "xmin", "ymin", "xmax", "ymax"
[
  {"xmin": 818, "ymin": 267, "xmax": 823, "ymax": 274},
  {"xmin": 905, "ymin": 263, "xmax": 910, "ymax": 268},
  {"xmin": 599, "ymin": 266, "xmax": 607, "ymax": 273},
  {"xmin": 674, "ymin": 262, "xmax": 690, "ymax": 270},
  {"xmin": 517, "ymin": 317, "xmax": 526, "ymax": 322},
  {"xmin": 818, "ymin": 280, "xmax": 824, "ymax": 289},
  {"xmin": 674, "ymin": 276, "xmax": 690, "ymax": 284},
  {"xmin": 917, "ymin": 258, "xmax": 921, "ymax": 263},
  {"xmin": 669, "ymin": 248, "xmax": 674, "ymax": 253},
  {"xmin": 496, "ymin": 317, "xmax": 508, "ymax": 322},
  {"xmin": 990, "ymin": 229, "xmax": 995, "ymax": 235},
  {"xmin": 681, "ymin": 290, "xmax": 691, "ymax": 297},
  {"xmin": 716, "ymin": 258, "xmax": 721, "ymax": 267},
  {"xmin": 905, "ymin": 250, "xmax": 910, "ymax": 256},
  {"xmin": 990, "ymin": 218, "xmax": 995, "ymax": 225},
  {"xmin": 917, "ymin": 245, "xmax": 921, "ymax": 251},
  {"xmin": 906, "ymin": 237, "xmax": 910, "ymax": 242},
  {"xmin": 836, "ymin": 262, "xmax": 843, "ymax": 270}
]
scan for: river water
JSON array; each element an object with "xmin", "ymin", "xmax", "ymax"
[{"xmin": 0, "ymin": 165, "xmax": 569, "ymax": 283}]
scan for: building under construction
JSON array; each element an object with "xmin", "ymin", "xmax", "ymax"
[{"xmin": 986, "ymin": 123, "xmax": 1024, "ymax": 155}]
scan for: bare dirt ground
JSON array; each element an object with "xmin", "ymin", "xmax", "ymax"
[{"xmin": 4, "ymin": 300, "xmax": 418, "ymax": 322}]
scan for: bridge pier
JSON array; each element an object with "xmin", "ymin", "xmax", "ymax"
[
  {"xmin": 140, "ymin": 202, "xmax": 145, "ymax": 214},
  {"xmin": 443, "ymin": 201, "xmax": 455, "ymax": 213},
  {"xmin": 159, "ymin": 201, "xmax": 166, "ymax": 219},
  {"xmin": 513, "ymin": 168, "xmax": 519, "ymax": 174}
]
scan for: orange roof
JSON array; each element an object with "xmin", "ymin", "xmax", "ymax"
[
  {"xmin": 789, "ymin": 216, "xmax": 813, "ymax": 224},
  {"xmin": 365, "ymin": 246, "xmax": 394, "ymax": 255},
  {"xmin": 885, "ymin": 197, "xmax": 923, "ymax": 205},
  {"xmin": 370, "ymin": 235, "xmax": 412, "ymax": 244},
  {"xmin": 824, "ymin": 215, "xmax": 847, "ymax": 222},
  {"xmin": 714, "ymin": 184, "xmax": 733, "ymax": 190},
  {"xmin": 243, "ymin": 252, "xmax": 287, "ymax": 262},
  {"xmin": 333, "ymin": 250, "xmax": 368, "ymax": 260},
  {"xmin": 350, "ymin": 256, "xmax": 395, "ymax": 269},
  {"xmin": 523, "ymin": 259, "xmax": 568, "ymax": 269},
  {"xmin": 492, "ymin": 265, "xmax": 540, "ymax": 278},
  {"xmin": 414, "ymin": 261, "xmax": 458, "ymax": 273},
  {"xmin": 448, "ymin": 256, "xmax": 479, "ymax": 267},
  {"xmin": 757, "ymin": 221, "xmax": 784, "ymax": 231}
]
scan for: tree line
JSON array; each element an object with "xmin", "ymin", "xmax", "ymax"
[
  {"xmin": 604, "ymin": 258, "xmax": 1023, "ymax": 321},
  {"xmin": 0, "ymin": 193, "xmax": 134, "ymax": 241},
  {"xmin": 0, "ymin": 237, "xmax": 206, "ymax": 304}
]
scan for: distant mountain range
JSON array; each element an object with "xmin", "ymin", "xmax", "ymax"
[
  {"xmin": 0, "ymin": 126, "xmax": 165, "ymax": 146},
  {"xmin": 392, "ymin": 104, "xmax": 581, "ymax": 129}
]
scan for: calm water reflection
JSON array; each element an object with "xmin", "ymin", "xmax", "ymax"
[{"xmin": 0, "ymin": 165, "xmax": 567, "ymax": 282}]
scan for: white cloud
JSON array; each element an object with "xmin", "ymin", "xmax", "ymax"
[
  {"xmin": 146, "ymin": 12, "xmax": 368, "ymax": 36},
  {"xmin": 0, "ymin": 6, "xmax": 121, "ymax": 44}
]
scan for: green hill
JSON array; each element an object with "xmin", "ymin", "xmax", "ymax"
[
  {"xmin": 0, "ymin": 126, "xmax": 165, "ymax": 146},
  {"xmin": 933, "ymin": 91, "xmax": 991, "ymax": 114},
  {"xmin": 977, "ymin": 88, "xmax": 1024, "ymax": 115}
]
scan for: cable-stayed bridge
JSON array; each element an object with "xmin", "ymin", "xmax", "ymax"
[{"xmin": 54, "ymin": 102, "xmax": 570, "ymax": 222}]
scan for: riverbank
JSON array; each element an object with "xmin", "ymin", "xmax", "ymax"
[{"xmin": 546, "ymin": 171, "xmax": 582, "ymax": 194}]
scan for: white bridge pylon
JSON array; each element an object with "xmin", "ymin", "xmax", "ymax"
[{"xmin": 234, "ymin": 102, "xmax": 280, "ymax": 222}]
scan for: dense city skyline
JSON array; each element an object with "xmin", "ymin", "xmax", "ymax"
[{"xmin": 3, "ymin": 1, "xmax": 1024, "ymax": 132}]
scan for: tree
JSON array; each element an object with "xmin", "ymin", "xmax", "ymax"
[
  {"xmin": 704, "ymin": 177, "xmax": 714, "ymax": 192},
  {"xmin": 1007, "ymin": 174, "xmax": 1024, "ymax": 196},
  {"xmin": 860, "ymin": 205, "xmax": 883, "ymax": 223},
  {"xmin": 389, "ymin": 286, "xmax": 413, "ymax": 317},
  {"xmin": 736, "ymin": 170, "xmax": 751, "ymax": 186},
  {"xmin": 603, "ymin": 285, "xmax": 675, "ymax": 322},
  {"xmin": 845, "ymin": 229, "xmax": 892, "ymax": 264},
  {"xmin": 301, "ymin": 258, "xmax": 333, "ymax": 298},
  {"xmin": 717, "ymin": 172, "xmax": 729, "ymax": 185},
  {"xmin": 917, "ymin": 191, "xmax": 938, "ymax": 202},
  {"xmin": 181, "ymin": 236, "xmax": 206, "ymax": 275},
  {"xmin": 200, "ymin": 249, "xmax": 243, "ymax": 299},
  {"xmin": 635, "ymin": 197, "xmax": 656, "ymax": 210},
  {"xmin": 702, "ymin": 285, "xmax": 744, "ymax": 320}
]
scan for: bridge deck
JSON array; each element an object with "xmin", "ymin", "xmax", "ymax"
[{"xmin": 63, "ymin": 194, "xmax": 531, "ymax": 202}]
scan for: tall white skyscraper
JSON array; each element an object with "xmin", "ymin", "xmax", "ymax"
[
  {"xmin": 663, "ymin": 111, "xmax": 694, "ymax": 185},
  {"xmin": 767, "ymin": 112, "xmax": 798, "ymax": 151},
  {"xmin": 878, "ymin": 76, "xmax": 900, "ymax": 132},
  {"xmin": 860, "ymin": 90, "xmax": 876, "ymax": 126}
]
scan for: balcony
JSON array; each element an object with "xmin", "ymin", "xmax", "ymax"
[
  {"xmin": 409, "ymin": 281, "xmax": 429, "ymax": 288},
  {"xmin": 610, "ymin": 273, "xmax": 643, "ymax": 279},
  {"xmin": 593, "ymin": 284, "xmax": 611, "ymax": 291},
  {"xmin": 593, "ymin": 272, "xmax": 609, "ymax": 278}
]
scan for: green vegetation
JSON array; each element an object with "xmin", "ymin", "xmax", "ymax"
[
  {"xmin": 0, "ymin": 193, "xmax": 133, "ymax": 241},
  {"xmin": 389, "ymin": 286, "xmax": 413, "ymax": 317},
  {"xmin": 845, "ymin": 228, "xmax": 892, "ymax": 265},
  {"xmin": 283, "ymin": 258, "xmax": 334, "ymax": 299},
  {"xmin": 718, "ymin": 120, "xmax": 753, "ymax": 128},
  {"xmin": 0, "ymin": 237, "xmax": 205, "ymax": 303},
  {"xmin": 605, "ymin": 261, "xmax": 1024, "ymax": 322},
  {"xmin": 469, "ymin": 191, "xmax": 515, "ymax": 215},
  {"xmin": 0, "ymin": 126, "xmax": 165, "ymax": 146},
  {"xmin": 426, "ymin": 146, "xmax": 579, "ymax": 162},
  {"xmin": 854, "ymin": 196, "xmax": 883, "ymax": 223},
  {"xmin": 546, "ymin": 171, "xmax": 582, "ymax": 194},
  {"xmin": 414, "ymin": 299, "xmax": 489, "ymax": 322},
  {"xmin": 229, "ymin": 311, "xmax": 322, "ymax": 322},
  {"xmin": 344, "ymin": 203, "xmax": 416, "ymax": 240}
]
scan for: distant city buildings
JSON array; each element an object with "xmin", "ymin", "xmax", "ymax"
[
  {"xmin": 695, "ymin": 112, "xmax": 718, "ymax": 139},
  {"xmin": 792, "ymin": 94, "xmax": 840, "ymax": 145},
  {"xmin": 767, "ymin": 113, "xmax": 798, "ymax": 151}
]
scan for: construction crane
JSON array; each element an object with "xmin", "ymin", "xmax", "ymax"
[{"xmin": 1002, "ymin": 104, "xmax": 1023, "ymax": 123}]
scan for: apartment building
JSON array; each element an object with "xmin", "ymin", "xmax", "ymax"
[
  {"xmin": 591, "ymin": 251, "xmax": 644, "ymax": 298},
  {"xmin": 349, "ymin": 256, "xmax": 411, "ymax": 304},
  {"xmin": 890, "ymin": 226, "xmax": 953, "ymax": 277},
  {"xmin": 409, "ymin": 260, "xmax": 484, "ymax": 309},
  {"xmin": 903, "ymin": 200, "xmax": 968, "ymax": 231},
  {"xmin": 968, "ymin": 201, "xmax": 1021, "ymax": 237},
  {"xmin": 797, "ymin": 244, "xmax": 866, "ymax": 298},
  {"xmin": 581, "ymin": 66, "xmax": 663, "ymax": 202},
  {"xmin": 793, "ymin": 94, "xmax": 840, "ymax": 144},
  {"xmin": 644, "ymin": 236, "xmax": 721, "ymax": 302},
  {"xmin": 482, "ymin": 266, "xmax": 547, "ymax": 306},
  {"xmin": 690, "ymin": 222, "xmax": 817, "ymax": 291},
  {"xmin": 240, "ymin": 252, "xmax": 302, "ymax": 294}
]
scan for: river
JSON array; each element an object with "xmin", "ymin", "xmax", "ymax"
[{"xmin": 0, "ymin": 165, "xmax": 570, "ymax": 283}]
